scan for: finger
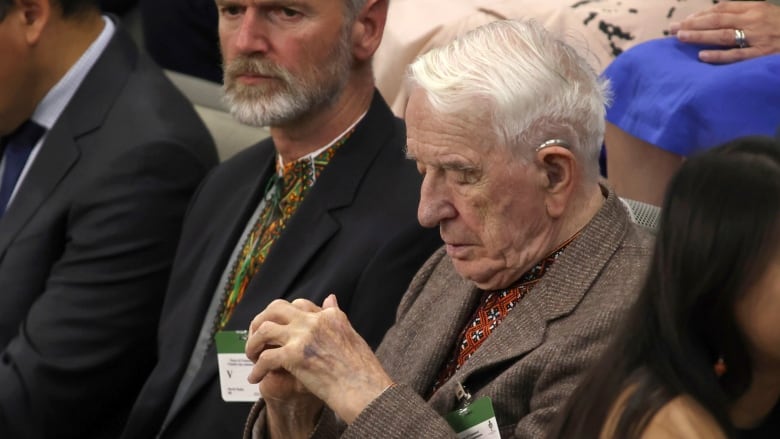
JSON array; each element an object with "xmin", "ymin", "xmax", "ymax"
[
  {"xmin": 248, "ymin": 345, "xmax": 287, "ymax": 383},
  {"xmin": 246, "ymin": 320, "xmax": 289, "ymax": 362},
  {"xmin": 698, "ymin": 46, "xmax": 763, "ymax": 64},
  {"xmin": 679, "ymin": 12, "xmax": 740, "ymax": 32},
  {"xmin": 249, "ymin": 299, "xmax": 299, "ymax": 335},
  {"xmin": 322, "ymin": 293, "xmax": 339, "ymax": 309},
  {"xmin": 669, "ymin": 22, "xmax": 681, "ymax": 35},
  {"xmin": 290, "ymin": 298, "xmax": 321, "ymax": 312},
  {"xmin": 677, "ymin": 29, "xmax": 741, "ymax": 47},
  {"xmin": 708, "ymin": 1, "xmax": 754, "ymax": 15}
]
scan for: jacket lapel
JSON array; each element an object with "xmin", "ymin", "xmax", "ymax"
[
  {"xmin": 0, "ymin": 127, "xmax": 79, "ymax": 258},
  {"xmin": 377, "ymin": 253, "xmax": 481, "ymax": 398},
  {"xmin": 175, "ymin": 92, "xmax": 399, "ymax": 416},
  {"xmin": 225, "ymin": 91, "xmax": 396, "ymax": 329},
  {"xmin": 0, "ymin": 27, "xmax": 138, "ymax": 259},
  {"xmin": 156, "ymin": 148, "xmax": 275, "ymax": 430}
]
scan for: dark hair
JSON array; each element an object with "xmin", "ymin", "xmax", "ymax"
[
  {"xmin": 0, "ymin": 0, "xmax": 99, "ymax": 20},
  {"xmin": 548, "ymin": 136, "xmax": 780, "ymax": 439},
  {"xmin": 0, "ymin": 0, "xmax": 12, "ymax": 21},
  {"xmin": 54, "ymin": 0, "xmax": 99, "ymax": 17}
]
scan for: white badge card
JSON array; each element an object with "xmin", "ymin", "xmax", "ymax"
[
  {"xmin": 215, "ymin": 330, "xmax": 261, "ymax": 402},
  {"xmin": 445, "ymin": 396, "xmax": 502, "ymax": 439}
]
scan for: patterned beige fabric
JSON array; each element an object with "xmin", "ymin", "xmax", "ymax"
[{"xmin": 375, "ymin": 0, "xmax": 716, "ymax": 116}]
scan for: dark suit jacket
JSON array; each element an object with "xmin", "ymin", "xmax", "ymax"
[
  {"xmin": 120, "ymin": 92, "xmax": 442, "ymax": 439},
  {"xmin": 0, "ymin": 26, "xmax": 218, "ymax": 439},
  {"xmin": 247, "ymin": 187, "xmax": 655, "ymax": 439}
]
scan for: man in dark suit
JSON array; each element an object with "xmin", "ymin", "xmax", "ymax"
[
  {"xmin": 0, "ymin": 0, "xmax": 218, "ymax": 437},
  {"xmin": 120, "ymin": 0, "xmax": 441, "ymax": 437}
]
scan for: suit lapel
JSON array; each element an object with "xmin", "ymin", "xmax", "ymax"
[
  {"xmin": 377, "ymin": 254, "xmax": 481, "ymax": 400},
  {"xmin": 225, "ymin": 91, "xmax": 397, "ymax": 329},
  {"xmin": 0, "ymin": 126, "xmax": 79, "ymax": 258},
  {"xmin": 157, "ymin": 147, "xmax": 275, "ymax": 430},
  {"xmin": 174, "ymin": 92, "xmax": 399, "ymax": 416},
  {"xmin": 429, "ymin": 187, "xmax": 629, "ymax": 413},
  {"xmin": 0, "ymin": 27, "xmax": 138, "ymax": 258}
]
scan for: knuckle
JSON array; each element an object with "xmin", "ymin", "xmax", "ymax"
[
  {"xmin": 257, "ymin": 320, "xmax": 274, "ymax": 334},
  {"xmin": 269, "ymin": 298, "xmax": 288, "ymax": 308}
]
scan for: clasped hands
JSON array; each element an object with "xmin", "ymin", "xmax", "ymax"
[
  {"xmin": 670, "ymin": 1, "xmax": 780, "ymax": 63},
  {"xmin": 245, "ymin": 295, "xmax": 395, "ymax": 435}
]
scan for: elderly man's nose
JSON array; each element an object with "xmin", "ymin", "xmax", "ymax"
[{"xmin": 418, "ymin": 176, "xmax": 455, "ymax": 228}]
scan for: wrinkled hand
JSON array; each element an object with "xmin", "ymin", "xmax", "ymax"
[
  {"xmin": 246, "ymin": 294, "xmax": 394, "ymax": 424},
  {"xmin": 670, "ymin": 1, "xmax": 780, "ymax": 63},
  {"xmin": 248, "ymin": 299, "xmax": 324, "ymax": 439}
]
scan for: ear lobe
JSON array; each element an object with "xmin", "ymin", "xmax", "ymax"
[
  {"xmin": 537, "ymin": 146, "xmax": 575, "ymax": 218},
  {"xmin": 350, "ymin": 0, "xmax": 388, "ymax": 62}
]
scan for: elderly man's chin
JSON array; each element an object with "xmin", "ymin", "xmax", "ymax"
[{"xmin": 450, "ymin": 255, "xmax": 520, "ymax": 291}]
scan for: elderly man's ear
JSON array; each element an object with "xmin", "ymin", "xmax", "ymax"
[
  {"xmin": 537, "ymin": 146, "xmax": 576, "ymax": 219},
  {"xmin": 350, "ymin": 0, "xmax": 388, "ymax": 62}
]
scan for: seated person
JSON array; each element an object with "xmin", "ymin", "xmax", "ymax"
[
  {"xmin": 118, "ymin": 0, "xmax": 442, "ymax": 437},
  {"xmin": 243, "ymin": 19, "xmax": 655, "ymax": 439},
  {"xmin": 374, "ymin": 0, "xmax": 713, "ymax": 116},
  {"xmin": 549, "ymin": 135, "xmax": 780, "ymax": 438},
  {"xmin": 0, "ymin": 0, "xmax": 218, "ymax": 437},
  {"xmin": 603, "ymin": 1, "xmax": 780, "ymax": 205}
]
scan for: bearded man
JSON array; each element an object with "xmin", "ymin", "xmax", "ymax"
[{"xmin": 118, "ymin": 0, "xmax": 441, "ymax": 438}]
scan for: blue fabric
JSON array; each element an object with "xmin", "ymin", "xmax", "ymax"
[
  {"xmin": 0, "ymin": 121, "xmax": 45, "ymax": 215},
  {"xmin": 603, "ymin": 37, "xmax": 780, "ymax": 157}
]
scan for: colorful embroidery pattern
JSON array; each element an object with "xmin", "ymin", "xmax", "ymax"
[
  {"xmin": 429, "ymin": 234, "xmax": 579, "ymax": 395},
  {"xmin": 216, "ymin": 130, "xmax": 353, "ymax": 330}
]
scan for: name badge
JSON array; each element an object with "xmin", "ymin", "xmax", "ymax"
[
  {"xmin": 445, "ymin": 396, "xmax": 501, "ymax": 439},
  {"xmin": 214, "ymin": 330, "xmax": 261, "ymax": 402}
]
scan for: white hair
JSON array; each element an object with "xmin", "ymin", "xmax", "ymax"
[{"xmin": 407, "ymin": 19, "xmax": 611, "ymax": 179}]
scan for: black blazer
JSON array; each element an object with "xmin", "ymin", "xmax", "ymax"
[
  {"xmin": 0, "ymin": 26, "xmax": 218, "ymax": 438},
  {"xmin": 121, "ymin": 92, "xmax": 442, "ymax": 439}
]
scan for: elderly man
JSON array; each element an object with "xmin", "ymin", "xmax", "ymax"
[
  {"xmin": 119, "ymin": 0, "xmax": 441, "ymax": 438},
  {"xmin": 243, "ymin": 19, "xmax": 655, "ymax": 438}
]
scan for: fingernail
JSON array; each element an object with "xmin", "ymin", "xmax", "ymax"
[
  {"xmin": 669, "ymin": 22, "xmax": 680, "ymax": 34},
  {"xmin": 677, "ymin": 30, "xmax": 690, "ymax": 40}
]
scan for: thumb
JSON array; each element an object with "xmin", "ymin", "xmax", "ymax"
[{"xmin": 322, "ymin": 293, "xmax": 339, "ymax": 309}]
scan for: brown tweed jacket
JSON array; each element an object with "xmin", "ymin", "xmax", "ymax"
[{"xmin": 246, "ymin": 187, "xmax": 654, "ymax": 438}]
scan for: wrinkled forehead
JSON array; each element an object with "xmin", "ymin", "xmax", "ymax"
[{"xmin": 405, "ymin": 89, "xmax": 498, "ymax": 157}]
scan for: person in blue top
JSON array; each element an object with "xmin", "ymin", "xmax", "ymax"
[{"xmin": 602, "ymin": 0, "xmax": 780, "ymax": 206}]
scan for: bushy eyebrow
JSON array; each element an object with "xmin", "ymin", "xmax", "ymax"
[
  {"xmin": 439, "ymin": 161, "xmax": 479, "ymax": 173},
  {"xmin": 403, "ymin": 146, "xmax": 479, "ymax": 173}
]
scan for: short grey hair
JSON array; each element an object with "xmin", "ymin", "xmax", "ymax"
[
  {"xmin": 345, "ymin": 0, "xmax": 369, "ymax": 20},
  {"xmin": 407, "ymin": 19, "xmax": 611, "ymax": 179}
]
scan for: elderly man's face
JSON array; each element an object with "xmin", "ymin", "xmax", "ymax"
[
  {"xmin": 217, "ymin": 0, "xmax": 353, "ymax": 126},
  {"xmin": 406, "ymin": 90, "xmax": 551, "ymax": 290}
]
